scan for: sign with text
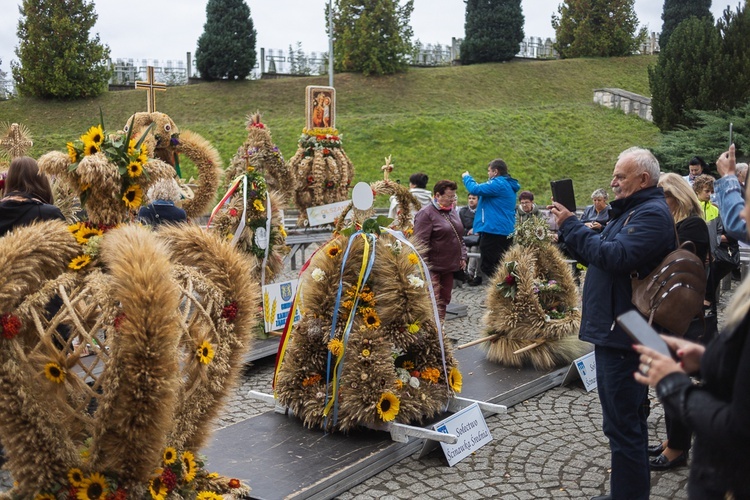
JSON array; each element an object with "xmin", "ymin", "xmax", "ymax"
[
  {"xmin": 306, "ymin": 200, "xmax": 351, "ymax": 227},
  {"xmin": 561, "ymin": 351, "xmax": 597, "ymax": 392},
  {"xmin": 433, "ymin": 403, "xmax": 493, "ymax": 466},
  {"xmin": 262, "ymin": 280, "xmax": 301, "ymax": 332}
]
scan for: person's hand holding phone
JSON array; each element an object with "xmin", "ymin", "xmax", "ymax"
[
  {"xmin": 663, "ymin": 335, "xmax": 705, "ymax": 374},
  {"xmin": 633, "ymin": 344, "xmax": 684, "ymax": 387},
  {"xmin": 717, "ymin": 143, "xmax": 737, "ymax": 178},
  {"xmin": 547, "ymin": 201, "xmax": 576, "ymax": 227}
]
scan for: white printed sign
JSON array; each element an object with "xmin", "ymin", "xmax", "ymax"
[
  {"xmin": 433, "ymin": 403, "xmax": 493, "ymax": 466},
  {"xmin": 574, "ymin": 351, "xmax": 597, "ymax": 392},
  {"xmin": 262, "ymin": 280, "xmax": 301, "ymax": 332},
  {"xmin": 306, "ymin": 200, "xmax": 351, "ymax": 227}
]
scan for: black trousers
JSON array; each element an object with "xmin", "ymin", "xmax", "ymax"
[{"xmin": 478, "ymin": 233, "xmax": 511, "ymax": 280}]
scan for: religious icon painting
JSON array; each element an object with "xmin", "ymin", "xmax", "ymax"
[{"xmin": 305, "ymin": 85, "xmax": 335, "ymax": 130}]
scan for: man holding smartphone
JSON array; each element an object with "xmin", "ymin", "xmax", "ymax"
[{"xmin": 549, "ymin": 147, "xmax": 675, "ymax": 500}]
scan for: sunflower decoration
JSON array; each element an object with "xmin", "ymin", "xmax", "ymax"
[
  {"xmin": 275, "ymin": 230, "xmax": 462, "ymax": 432},
  {"xmin": 77, "ymin": 472, "xmax": 109, "ymax": 500},
  {"xmin": 197, "ymin": 492, "xmax": 223, "ymax": 500},
  {"xmin": 149, "ymin": 476, "xmax": 168, "ymax": 500},
  {"xmin": 196, "ymin": 340, "xmax": 215, "ymax": 365},
  {"xmin": 39, "ymin": 114, "xmax": 176, "ymax": 228},
  {"xmin": 163, "ymin": 447, "xmax": 178, "ymax": 465},
  {"xmin": 449, "ymin": 366, "xmax": 463, "ymax": 393},
  {"xmin": 34, "ymin": 494, "xmax": 55, "ymax": 500},
  {"xmin": 43, "ymin": 361, "xmax": 66, "ymax": 384},
  {"xmin": 182, "ymin": 450, "xmax": 197, "ymax": 483},
  {"xmin": 66, "ymin": 221, "xmax": 114, "ymax": 271},
  {"xmin": 68, "ymin": 468, "xmax": 85, "ymax": 488}
]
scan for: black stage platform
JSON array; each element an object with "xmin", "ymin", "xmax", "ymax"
[{"xmin": 203, "ymin": 344, "xmax": 567, "ymax": 500}]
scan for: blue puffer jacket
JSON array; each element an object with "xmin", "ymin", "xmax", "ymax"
[
  {"xmin": 462, "ymin": 174, "xmax": 520, "ymax": 236},
  {"xmin": 559, "ymin": 186, "xmax": 675, "ymax": 350}
]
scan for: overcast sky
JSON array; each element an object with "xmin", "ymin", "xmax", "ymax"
[{"xmin": 0, "ymin": 0, "xmax": 735, "ymax": 75}]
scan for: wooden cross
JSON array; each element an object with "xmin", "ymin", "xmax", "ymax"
[{"xmin": 135, "ymin": 66, "xmax": 166, "ymax": 113}]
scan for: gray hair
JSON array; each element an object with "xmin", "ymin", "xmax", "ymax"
[
  {"xmin": 147, "ymin": 178, "xmax": 181, "ymax": 203},
  {"xmin": 618, "ymin": 147, "xmax": 660, "ymax": 186},
  {"xmin": 736, "ymin": 163, "xmax": 748, "ymax": 175},
  {"xmin": 591, "ymin": 188, "xmax": 608, "ymax": 200}
]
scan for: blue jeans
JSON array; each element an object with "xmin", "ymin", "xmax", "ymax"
[{"xmin": 595, "ymin": 345, "xmax": 650, "ymax": 500}]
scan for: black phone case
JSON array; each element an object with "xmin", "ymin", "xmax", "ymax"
[{"xmin": 550, "ymin": 179, "xmax": 577, "ymax": 213}]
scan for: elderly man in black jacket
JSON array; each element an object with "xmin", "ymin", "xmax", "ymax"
[{"xmin": 550, "ymin": 147, "xmax": 675, "ymax": 500}]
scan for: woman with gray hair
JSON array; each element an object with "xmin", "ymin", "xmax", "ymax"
[
  {"xmin": 138, "ymin": 178, "xmax": 187, "ymax": 226},
  {"xmin": 579, "ymin": 188, "xmax": 610, "ymax": 232}
]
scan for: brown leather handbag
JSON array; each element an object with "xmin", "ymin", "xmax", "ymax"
[{"xmin": 631, "ymin": 241, "xmax": 707, "ymax": 336}]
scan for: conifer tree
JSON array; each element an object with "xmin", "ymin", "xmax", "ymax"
[
  {"xmin": 659, "ymin": 0, "xmax": 712, "ymax": 51},
  {"xmin": 12, "ymin": 0, "xmax": 110, "ymax": 99},
  {"xmin": 648, "ymin": 16, "xmax": 723, "ymax": 131},
  {"xmin": 461, "ymin": 0, "xmax": 524, "ymax": 64},
  {"xmin": 331, "ymin": 0, "xmax": 414, "ymax": 76},
  {"xmin": 195, "ymin": 0, "xmax": 256, "ymax": 81},
  {"xmin": 551, "ymin": 0, "xmax": 646, "ymax": 58}
]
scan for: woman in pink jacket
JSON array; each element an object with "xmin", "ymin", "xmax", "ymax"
[{"xmin": 413, "ymin": 179, "xmax": 468, "ymax": 321}]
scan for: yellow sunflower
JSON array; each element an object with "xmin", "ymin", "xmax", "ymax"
[
  {"xmin": 69, "ymin": 255, "xmax": 92, "ymax": 271},
  {"xmin": 138, "ymin": 143, "xmax": 149, "ymax": 164},
  {"xmin": 44, "ymin": 362, "xmax": 65, "ymax": 383},
  {"xmin": 449, "ymin": 366, "xmax": 463, "ymax": 393},
  {"xmin": 127, "ymin": 139, "xmax": 137, "ymax": 156},
  {"xmin": 253, "ymin": 198, "xmax": 265, "ymax": 212},
  {"xmin": 401, "ymin": 360, "xmax": 415, "ymax": 370},
  {"xmin": 148, "ymin": 477, "xmax": 167, "ymax": 500},
  {"xmin": 75, "ymin": 226, "xmax": 103, "ymax": 244},
  {"xmin": 196, "ymin": 340, "xmax": 215, "ymax": 365},
  {"xmin": 80, "ymin": 125, "xmax": 104, "ymax": 147},
  {"xmin": 394, "ymin": 379, "xmax": 404, "ymax": 390},
  {"xmin": 34, "ymin": 494, "xmax": 55, "ymax": 500},
  {"xmin": 196, "ymin": 492, "xmax": 223, "ymax": 500},
  {"xmin": 163, "ymin": 446, "xmax": 177, "ymax": 465},
  {"xmin": 326, "ymin": 245, "xmax": 341, "ymax": 259},
  {"xmin": 327, "ymin": 338, "xmax": 344, "ymax": 357},
  {"xmin": 66, "ymin": 142, "xmax": 79, "ymax": 163},
  {"xmin": 68, "ymin": 467, "xmax": 85, "ymax": 487},
  {"xmin": 376, "ymin": 392, "xmax": 400, "ymax": 422},
  {"xmin": 77, "ymin": 472, "xmax": 108, "ymax": 500},
  {"xmin": 407, "ymin": 322, "xmax": 420, "ymax": 334},
  {"xmin": 82, "ymin": 140, "xmax": 100, "ymax": 156},
  {"xmin": 407, "ymin": 253, "xmax": 419, "ymax": 265},
  {"xmin": 122, "ymin": 184, "xmax": 143, "ymax": 209},
  {"xmin": 126, "ymin": 161, "xmax": 143, "ymax": 178},
  {"xmin": 68, "ymin": 221, "xmax": 84, "ymax": 234},
  {"xmin": 182, "ymin": 450, "xmax": 197, "ymax": 482},
  {"xmin": 279, "ymin": 225, "xmax": 287, "ymax": 238},
  {"xmin": 361, "ymin": 308, "xmax": 381, "ymax": 329}
]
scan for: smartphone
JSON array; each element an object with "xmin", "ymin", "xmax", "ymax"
[
  {"xmin": 550, "ymin": 178, "xmax": 577, "ymax": 213},
  {"xmin": 729, "ymin": 122, "xmax": 734, "ymax": 148},
  {"xmin": 616, "ymin": 310, "xmax": 671, "ymax": 358}
]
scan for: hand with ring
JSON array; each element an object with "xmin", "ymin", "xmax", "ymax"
[{"xmin": 633, "ymin": 345, "xmax": 683, "ymax": 387}]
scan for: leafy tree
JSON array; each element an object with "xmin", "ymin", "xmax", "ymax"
[
  {"xmin": 659, "ymin": 0, "xmax": 712, "ymax": 51},
  {"xmin": 461, "ymin": 0, "xmax": 524, "ymax": 64},
  {"xmin": 331, "ymin": 0, "xmax": 414, "ymax": 76},
  {"xmin": 551, "ymin": 0, "xmax": 647, "ymax": 58},
  {"xmin": 11, "ymin": 0, "xmax": 110, "ymax": 99},
  {"xmin": 195, "ymin": 0, "xmax": 256, "ymax": 81}
]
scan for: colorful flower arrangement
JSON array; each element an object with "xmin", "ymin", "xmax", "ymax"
[{"xmin": 66, "ymin": 120, "xmax": 153, "ymax": 214}]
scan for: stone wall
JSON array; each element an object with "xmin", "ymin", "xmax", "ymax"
[{"xmin": 593, "ymin": 88, "xmax": 652, "ymax": 122}]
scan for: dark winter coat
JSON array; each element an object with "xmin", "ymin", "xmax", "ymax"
[
  {"xmin": 0, "ymin": 193, "xmax": 65, "ymax": 237},
  {"xmin": 657, "ymin": 311, "xmax": 750, "ymax": 495},
  {"xmin": 413, "ymin": 202, "xmax": 467, "ymax": 273},
  {"xmin": 559, "ymin": 186, "xmax": 675, "ymax": 349},
  {"xmin": 138, "ymin": 201, "xmax": 187, "ymax": 227}
]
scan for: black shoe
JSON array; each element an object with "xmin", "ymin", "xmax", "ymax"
[
  {"xmin": 591, "ymin": 495, "xmax": 612, "ymax": 500},
  {"xmin": 649, "ymin": 451, "xmax": 688, "ymax": 471},
  {"xmin": 648, "ymin": 442, "xmax": 665, "ymax": 456},
  {"xmin": 468, "ymin": 276, "xmax": 482, "ymax": 286}
]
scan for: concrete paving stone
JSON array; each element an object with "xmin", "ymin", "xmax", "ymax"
[{"xmin": 442, "ymin": 482, "xmax": 469, "ymax": 495}]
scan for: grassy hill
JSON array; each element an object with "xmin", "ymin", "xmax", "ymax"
[{"xmin": 0, "ymin": 56, "xmax": 661, "ymax": 208}]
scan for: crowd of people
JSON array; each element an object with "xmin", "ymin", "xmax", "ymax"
[
  {"xmin": 405, "ymin": 145, "xmax": 749, "ymax": 499},
  {"xmin": 3, "ymin": 143, "xmax": 749, "ymax": 498}
]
